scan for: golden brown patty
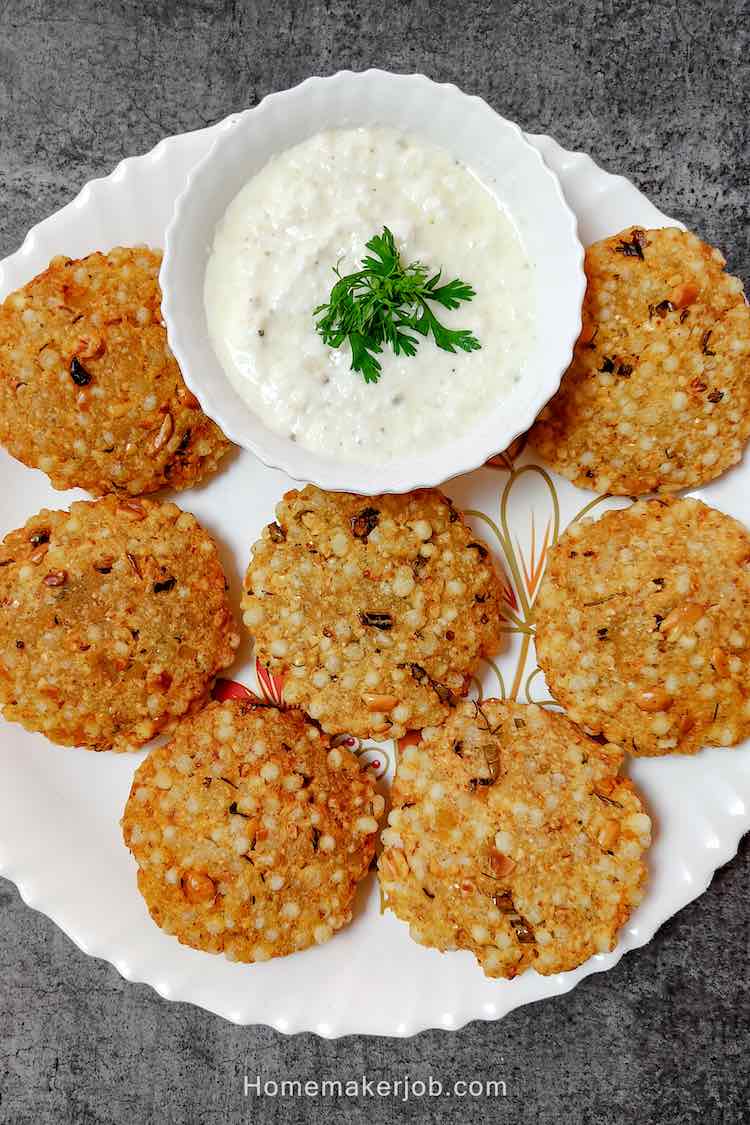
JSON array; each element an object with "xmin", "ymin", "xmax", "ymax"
[
  {"xmin": 122, "ymin": 700, "xmax": 383, "ymax": 961},
  {"xmin": 379, "ymin": 701, "xmax": 650, "ymax": 978},
  {"xmin": 0, "ymin": 247, "xmax": 230, "ymax": 495},
  {"xmin": 241, "ymin": 485, "xmax": 504, "ymax": 740},
  {"xmin": 529, "ymin": 226, "xmax": 750, "ymax": 495},
  {"xmin": 0, "ymin": 496, "xmax": 239, "ymax": 750},
  {"xmin": 535, "ymin": 497, "xmax": 750, "ymax": 755}
]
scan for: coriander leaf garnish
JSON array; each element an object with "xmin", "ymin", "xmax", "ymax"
[{"xmin": 314, "ymin": 226, "xmax": 480, "ymax": 384}]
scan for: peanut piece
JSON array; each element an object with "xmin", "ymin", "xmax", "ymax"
[
  {"xmin": 362, "ymin": 693, "xmax": 398, "ymax": 712},
  {"xmin": 43, "ymin": 570, "xmax": 68, "ymax": 587},
  {"xmin": 151, "ymin": 412, "xmax": 174, "ymax": 454},
  {"xmin": 594, "ymin": 776, "xmax": 617, "ymax": 797},
  {"xmin": 598, "ymin": 820, "xmax": 621, "ymax": 850},
  {"xmin": 74, "ymin": 331, "xmax": 105, "ymax": 360},
  {"xmin": 176, "ymin": 384, "xmax": 201, "ymax": 409},
  {"xmin": 669, "ymin": 282, "xmax": 699, "ymax": 308},
  {"xmin": 380, "ymin": 848, "xmax": 409, "ymax": 880},
  {"xmin": 119, "ymin": 499, "xmax": 146, "ymax": 520},
  {"xmin": 488, "ymin": 849, "xmax": 516, "ymax": 877},
  {"xmin": 182, "ymin": 870, "xmax": 216, "ymax": 904},
  {"xmin": 636, "ymin": 687, "xmax": 673, "ymax": 712},
  {"xmin": 661, "ymin": 602, "xmax": 704, "ymax": 638}
]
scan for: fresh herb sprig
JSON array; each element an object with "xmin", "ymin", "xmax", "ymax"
[{"xmin": 314, "ymin": 227, "xmax": 481, "ymax": 384}]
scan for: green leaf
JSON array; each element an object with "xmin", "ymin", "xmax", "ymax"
[
  {"xmin": 349, "ymin": 332, "xmax": 383, "ymax": 384},
  {"xmin": 384, "ymin": 317, "xmax": 420, "ymax": 357},
  {"xmin": 414, "ymin": 302, "xmax": 481, "ymax": 354},
  {"xmin": 428, "ymin": 277, "xmax": 477, "ymax": 310},
  {"xmin": 313, "ymin": 226, "xmax": 481, "ymax": 384},
  {"xmin": 362, "ymin": 227, "xmax": 400, "ymax": 276}
]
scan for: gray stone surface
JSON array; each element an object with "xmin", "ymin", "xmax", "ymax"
[{"xmin": 0, "ymin": 0, "xmax": 748, "ymax": 1121}]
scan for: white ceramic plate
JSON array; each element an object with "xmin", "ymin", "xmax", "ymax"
[
  {"xmin": 1, "ymin": 104, "xmax": 749, "ymax": 1039},
  {"xmin": 161, "ymin": 72, "xmax": 585, "ymax": 494}
]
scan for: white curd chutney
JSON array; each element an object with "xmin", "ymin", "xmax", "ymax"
[{"xmin": 204, "ymin": 127, "xmax": 535, "ymax": 462}]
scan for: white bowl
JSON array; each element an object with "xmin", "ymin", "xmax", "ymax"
[{"xmin": 161, "ymin": 70, "xmax": 585, "ymax": 493}]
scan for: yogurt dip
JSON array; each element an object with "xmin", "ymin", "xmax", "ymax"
[{"xmin": 204, "ymin": 127, "xmax": 534, "ymax": 463}]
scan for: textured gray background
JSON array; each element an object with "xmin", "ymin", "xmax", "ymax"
[{"xmin": 1, "ymin": 1, "xmax": 749, "ymax": 1122}]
